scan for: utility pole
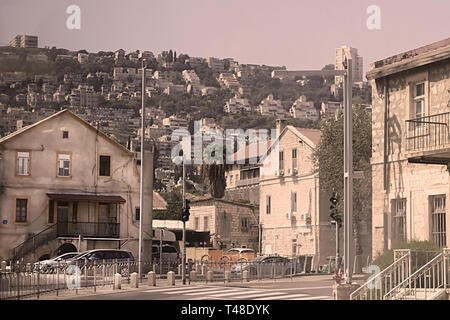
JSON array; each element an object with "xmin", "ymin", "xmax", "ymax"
[
  {"xmin": 182, "ymin": 159, "xmax": 186, "ymax": 285},
  {"xmin": 138, "ymin": 58, "xmax": 146, "ymax": 279},
  {"xmin": 343, "ymin": 58, "xmax": 353, "ymax": 284}
]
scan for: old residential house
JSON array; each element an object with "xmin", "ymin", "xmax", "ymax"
[
  {"xmin": 368, "ymin": 38, "xmax": 450, "ymax": 256},
  {"xmin": 259, "ymin": 120, "xmax": 340, "ymax": 267},
  {"xmin": 0, "ymin": 109, "xmax": 154, "ymax": 262},
  {"xmin": 188, "ymin": 198, "xmax": 259, "ymax": 251}
]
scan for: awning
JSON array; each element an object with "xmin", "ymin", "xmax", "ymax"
[{"xmin": 46, "ymin": 193, "xmax": 126, "ymax": 203}]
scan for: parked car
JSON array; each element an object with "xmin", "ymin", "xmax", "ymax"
[
  {"xmin": 34, "ymin": 252, "xmax": 79, "ymax": 271},
  {"xmin": 230, "ymin": 255, "xmax": 294, "ymax": 277},
  {"xmin": 225, "ymin": 248, "xmax": 255, "ymax": 254},
  {"xmin": 65, "ymin": 249, "xmax": 135, "ymax": 276},
  {"xmin": 66, "ymin": 249, "xmax": 134, "ymax": 265},
  {"xmin": 152, "ymin": 244, "xmax": 178, "ymax": 263}
]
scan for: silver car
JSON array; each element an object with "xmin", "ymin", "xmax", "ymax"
[{"xmin": 34, "ymin": 252, "xmax": 79, "ymax": 271}]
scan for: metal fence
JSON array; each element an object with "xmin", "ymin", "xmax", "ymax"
[
  {"xmin": 185, "ymin": 257, "xmax": 314, "ymax": 284},
  {"xmin": 0, "ymin": 256, "xmax": 318, "ymax": 299}
]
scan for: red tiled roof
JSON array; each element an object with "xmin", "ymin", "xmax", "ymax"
[{"xmin": 294, "ymin": 127, "xmax": 321, "ymax": 146}]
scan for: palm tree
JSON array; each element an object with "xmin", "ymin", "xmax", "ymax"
[{"xmin": 200, "ymin": 142, "xmax": 231, "ymax": 198}]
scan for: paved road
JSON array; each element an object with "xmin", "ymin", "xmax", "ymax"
[{"xmin": 69, "ymin": 275, "xmax": 343, "ymax": 300}]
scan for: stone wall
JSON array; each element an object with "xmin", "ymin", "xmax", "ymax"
[{"xmin": 371, "ymin": 59, "xmax": 450, "ymax": 257}]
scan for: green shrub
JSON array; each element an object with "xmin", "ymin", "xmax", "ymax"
[{"xmin": 371, "ymin": 240, "xmax": 440, "ymax": 273}]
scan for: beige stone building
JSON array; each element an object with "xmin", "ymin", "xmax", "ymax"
[
  {"xmin": 0, "ymin": 110, "xmax": 154, "ymax": 262},
  {"xmin": 187, "ymin": 198, "xmax": 259, "ymax": 251},
  {"xmin": 368, "ymin": 38, "xmax": 450, "ymax": 257},
  {"xmin": 259, "ymin": 120, "xmax": 335, "ymax": 266}
]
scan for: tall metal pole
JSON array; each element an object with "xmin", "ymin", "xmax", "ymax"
[
  {"xmin": 182, "ymin": 160, "xmax": 186, "ymax": 284},
  {"xmin": 138, "ymin": 59, "xmax": 146, "ymax": 279},
  {"xmin": 343, "ymin": 58, "xmax": 353, "ymax": 284},
  {"xmin": 335, "ymin": 223, "xmax": 340, "ymax": 270}
]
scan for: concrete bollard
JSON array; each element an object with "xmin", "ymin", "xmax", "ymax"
[
  {"xmin": 207, "ymin": 270, "xmax": 213, "ymax": 282},
  {"xmin": 147, "ymin": 271, "xmax": 156, "ymax": 286},
  {"xmin": 167, "ymin": 271, "xmax": 175, "ymax": 285},
  {"xmin": 190, "ymin": 270, "xmax": 197, "ymax": 282},
  {"xmin": 202, "ymin": 264, "xmax": 209, "ymax": 275},
  {"xmin": 113, "ymin": 273, "xmax": 122, "ymax": 290},
  {"xmin": 243, "ymin": 270, "xmax": 249, "ymax": 282},
  {"xmin": 1, "ymin": 261, "xmax": 7, "ymax": 272},
  {"xmin": 333, "ymin": 283, "xmax": 360, "ymax": 300},
  {"xmin": 130, "ymin": 272, "xmax": 139, "ymax": 288},
  {"xmin": 224, "ymin": 270, "xmax": 231, "ymax": 282},
  {"xmin": 178, "ymin": 264, "xmax": 182, "ymax": 275}
]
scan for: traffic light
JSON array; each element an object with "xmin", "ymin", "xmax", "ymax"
[
  {"xmin": 182, "ymin": 199, "xmax": 190, "ymax": 222},
  {"xmin": 329, "ymin": 192, "xmax": 342, "ymax": 226}
]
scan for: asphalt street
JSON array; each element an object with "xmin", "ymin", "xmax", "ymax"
[{"xmin": 68, "ymin": 274, "xmax": 348, "ymax": 300}]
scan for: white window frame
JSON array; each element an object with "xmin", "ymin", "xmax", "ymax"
[
  {"xmin": 16, "ymin": 151, "xmax": 30, "ymax": 176},
  {"xmin": 57, "ymin": 153, "xmax": 71, "ymax": 177}
]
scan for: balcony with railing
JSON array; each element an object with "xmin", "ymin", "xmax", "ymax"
[
  {"xmin": 405, "ymin": 112, "xmax": 450, "ymax": 164},
  {"xmin": 235, "ymin": 177, "xmax": 260, "ymax": 187},
  {"xmin": 56, "ymin": 221, "xmax": 120, "ymax": 238}
]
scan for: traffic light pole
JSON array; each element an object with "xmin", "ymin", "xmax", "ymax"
[
  {"xmin": 182, "ymin": 160, "xmax": 186, "ymax": 285},
  {"xmin": 335, "ymin": 222, "xmax": 340, "ymax": 270},
  {"xmin": 343, "ymin": 58, "xmax": 353, "ymax": 284}
]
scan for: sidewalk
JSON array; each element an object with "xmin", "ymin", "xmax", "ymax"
[{"xmin": 25, "ymin": 273, "xmax": 367, "ymax": 300}]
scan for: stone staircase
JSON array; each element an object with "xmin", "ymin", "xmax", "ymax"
[{"xmin": 383, "ymin": 249, "xmax": 450, "ymax": 300}]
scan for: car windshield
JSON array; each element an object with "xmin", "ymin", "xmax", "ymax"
[
  {"xmin": 71, "ymin": 252, "xmax": 89, "ymax": 260},
  {"xmin": 54, "ymin": 252, "xmax": 78, "ymax": 260}
]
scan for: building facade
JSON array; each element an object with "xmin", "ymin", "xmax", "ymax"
[
  {"xmin": 368, "ymin": 38, "xmax": 450, "ymax": 256},
  {"xmin": 335, "ymin": 45, "xmax": 363, "ymax": 85},
  {"xmin": 0, "ymin": 110, "xmax": 154, "ymax": 262},
  {"xmin": 188, "ymin": 198, "xmax": 259, "ymax": 251},
  {"xmin": 259, "ymin": 120, "xmax": 337, "ymax": 266}
]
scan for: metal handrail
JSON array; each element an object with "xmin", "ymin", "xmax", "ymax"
[
  {"xmin": 384, "ymin": 251, "xmax": 446, "ymax": 300},
  {"xmin": 405, "ymin": 112, "xmax": 450, "ymax": 152},
  {"xmin": 350, "ymin": 250, "xmax": 410, "ymax": 300},
  {"xmin": 13, "ymin": 224, "xmax": 57, "ymax": 260}
]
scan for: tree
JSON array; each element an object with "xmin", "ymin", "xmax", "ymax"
[
  {"xmin": 312, "ymin": 107, "xmax": 372, "ymax": 257},
  {"xmin": 157, "ymin": 188, "xmax": 183, "ymax": 220},
  {"xmin": 200, "ymin": 144, "xmax": 232, "ymax": 198}
]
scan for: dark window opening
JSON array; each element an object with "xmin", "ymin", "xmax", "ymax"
[
  {"xmin": 99, "ymin": 155, "xmax": 111, "ymax": 176},
  {"xmin": 135, "ymin": 207, "xmax": 140, "ymax": 221},
  {"xmin": 48, "ymin": 200, "xmax": 55, "ymax": 224},
  {"xmin": 72, "ymin": 201, "xmax": 78, "ymax": 223},
  {"xmin": 62, "ymin": 131, "xmax": 69, "ymax": 139},
  {"xmin": 16, "ymin": 199, "xmax": 28, "ymax": 223}
]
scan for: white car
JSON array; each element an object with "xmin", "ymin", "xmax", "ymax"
[
  {"xmin": 225, "ymin": 248, "xmax": 255, "ymax": 254},
  {"xmin": 34, "ymin": 252, "xmax": 79, "ymax": 271}
]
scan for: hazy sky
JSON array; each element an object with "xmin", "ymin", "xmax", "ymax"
[{"xmin": 1, "ymin": 0, "xmax": 449, "ymax": 74}]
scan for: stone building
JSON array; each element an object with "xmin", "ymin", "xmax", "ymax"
[
  {"xmin": 367, "ymin": 38, "xmax": 450, "ymax": 257},
  {"xmin": 188, "ymin": 198, "xmax": 259, "ymax": 251},
  {"xmin": 0, "ymin": 109, "xmax": 154, "ymax": 262},
  {"xmin": 259, "ymin": 120, "xmax": 345, "ymax": 266}
]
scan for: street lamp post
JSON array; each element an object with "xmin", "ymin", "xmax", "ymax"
[
  {"xmin": 182, "ymin": 158, "xmax": 186, "ymax": 285},
  {"xmin": 343, "ymin": 58, "xmax": 353, "ymax": 284},
  {"xmin": 138, "ymin": 58, "xmax": 146, "ymax": 279}
]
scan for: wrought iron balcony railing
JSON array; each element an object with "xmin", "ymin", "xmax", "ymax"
[
  {"xmin": 406, "ymin": 112, "xmax": 450, "ymax": 152},
  {"xmin": 56, "ymin": 221, "xmax": 120, "ymax": 238}
]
